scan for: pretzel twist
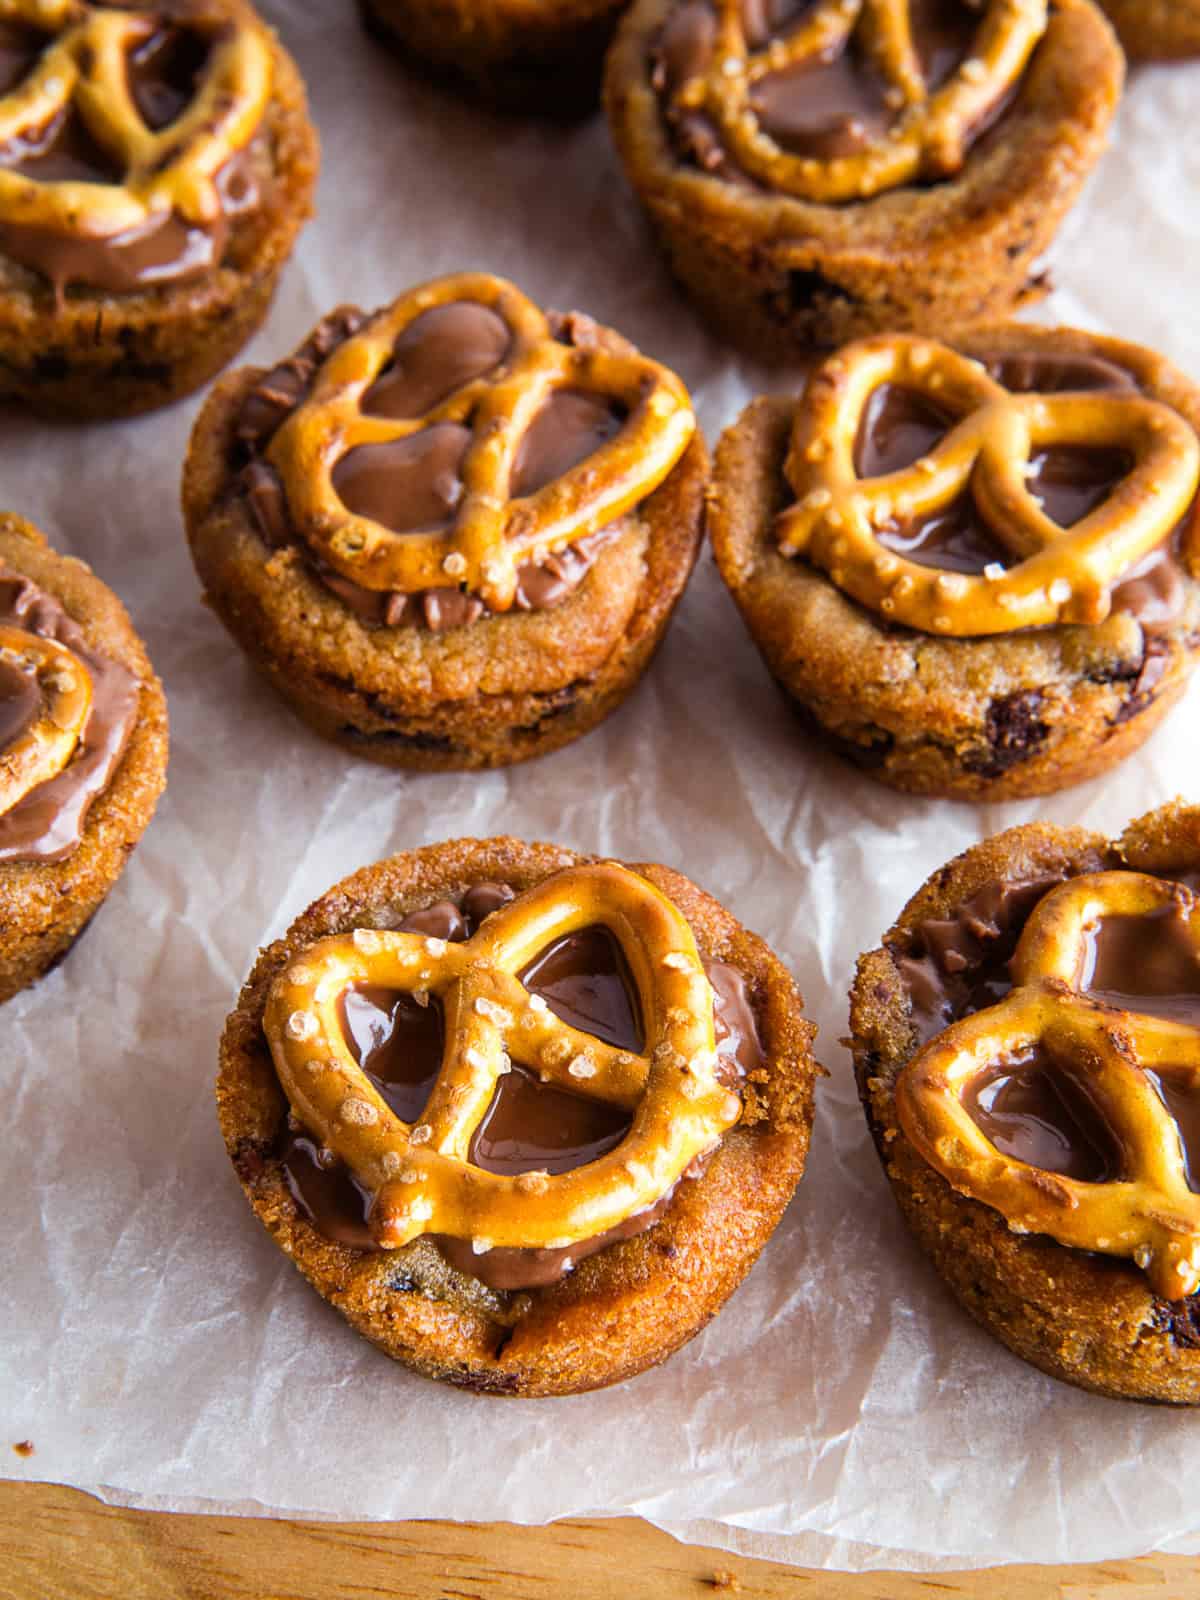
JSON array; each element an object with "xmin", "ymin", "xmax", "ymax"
[
  {"xmin": 896, "ymin": 872, "xmax": 1200, "ymax": 1298},
  {"xmin": 263, "ymin": 863, "xmax": 742, "ymax": 1255},
  {"xmin": 0, "ymin": 0, "xmax": 272, "ymax": 238},
  {"xmin": 666, "ymin": 0, "xmax": 1046, "ymax": 203},
  {"xmin": 776, "ymin": 335, "xmax": 1200, "ymax": 636},
  {"xmin": 266, "ymin": 273, "xmax": 696, "ymax": 609},
  {"xmin": 0, "ymin": 623, "xmax": 92, "ymax": 817}
]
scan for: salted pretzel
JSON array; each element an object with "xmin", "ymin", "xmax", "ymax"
[
  {"xmin": 664, "ymin": 0, "xmax": 1045, "ymax": 204},
  {"xmin": 263, "ymin": 862, "xmax": 742, "ymax": 1256},
  {"xmin": 776, "ymin": 335, "xmax": 1200, "ymax": 636},
  {"xmin": 0, "ymin": 0, "xmax": 272, "ymax": 240},
  {"xmin": 0, "ymin": 623, "xmax": 92, "ymax": 817},
  {"xmin": 266, "ymin": 273, "xmax": 696, "ymax": 610},
  {"xmin": 896, "ymin": 871, "xmax": 1200, "ymax": 1298}
]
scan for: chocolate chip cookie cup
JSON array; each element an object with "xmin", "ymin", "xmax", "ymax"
[
  {"xmin": 0, "ymin": 513, "xmax": 167, "ymax": 1002},
  {"xmin": 604, "ymin": 0, "xmax": 1122, "ymax": 358},
  {"xmin": 0, "ymin": 0, "xmax": 318, "ymax": 420},
  {"xmin": 1098, "ymin": 0, "xmax": 1200, "ymax": 58},
  {"xmin": 358, "ymin": 0, "xmax": 630, "ymax": 115},
  {"xmin": 218, "ymin": 837, "xmax": 819, "ymax": 1396},
  {"xmin": 710, "ymin": 324, "xmax": 1200, "ymax": 801},
  {"xmin": 183, "ymin": 272, "xmax": 708, "ymax": 771},
  {"xmin": 850, "ymin": 801, "xmax": 1200, "ymax": 1403}
]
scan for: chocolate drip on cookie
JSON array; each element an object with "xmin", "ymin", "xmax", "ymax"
[
  {"xmin": 0, "ymin": 563, "xmax": 138, "ymax": 864},
  {"xmin": 233, "ymin": 306, "xmax": 632, "ymax": 632},
  {"xmin": 281, "ymin": 879, "xmax": 761, "ymax": 1291}
]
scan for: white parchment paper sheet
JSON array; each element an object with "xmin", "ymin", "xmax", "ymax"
[{"xmin": 3, "ymin": 6, "xmax": 1200, "ymax": 1571}]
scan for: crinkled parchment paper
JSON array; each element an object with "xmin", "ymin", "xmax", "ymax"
[{"xmin": 3, "ymin": 6, "xmax": 1200, "ymax": 1571}]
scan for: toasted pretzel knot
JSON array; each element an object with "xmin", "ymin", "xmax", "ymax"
[
  {"xmin": 0, "ymin": 0, "xmax": 271, "ymax": 239},
  {"xmin": 776, "ymin": 336, "xmax": 1200, "ymax": 636},
  {"xmin": 896, "ymin": 871, "xmax": 1200, "ymax": 1298},
  {"xmin": 665, "ymin": 0, "xmax": 1045, "ymax": 203},
  {"xmin": 263, "ymin": 863, "xmax": 742, "ymax": 1255},
  {"xmin": 0, "ymin": 623, "xmax": 92, "ymax": 817},
  {"xmin": 266, "ymin": 273, "xmax": 696, "ymax": 610}
]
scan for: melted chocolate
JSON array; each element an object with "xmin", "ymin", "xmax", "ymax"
[
  {"xmin": 910, "ymin": 0, "xmax": 979, "ymax": 89},
  {"xmin": 1080, "ymin": 905, "xmax": 1200, "ymax": 1026},
  {"xmin": 0, "ymin": 150, "xmax": 257, "ymax": 298},
  {"xmin": 469, "ymin": 1064, "xmax": 632, "ymax": 1176},
  {"xmin": 430, "ymin": 1186, "xmax": 681, "ymax": 1293},
  {"xmin": 749, "ymin": 50, "xmax": 889, "ymax": 162},
  {"xmin": 0, "ymin": 21, "xmax": 45, "ymax": 95},
  {"xmin": 282, "ymin": 1134, "xmax": 374, "ymax": 1249},
  {"xmin": 852, "ymin": 367, "xmax": 1191, "ymax": 619},
  {"xmin": 658, "ymin": 0, "xmax": 1005, "ymax": 186},
  {"xmin": 274, "ymin": 881, "xmax": 758, "ymax": 1292},
  {"xmin": 708, "ymin": 958, "xmax": 765, "ymax": 1081},
  {"xmin": 340, "ymin": 985, "xmax": 444, "ymax": 1123},
  {"xmin": 0, "ymin": 17, "xmax": 260, "ymax": 295},
  {"xmin": 0, "ymin": 564, "xmax": 138, "ymax": 864},
  {"xmin": 363, "ymin": 303, "xmax": 511, "ymax": 419},
  {"xmin": 331, "ymin": 424, "xmax": 471, "ymax": 534},
  {"xmin": 1146, "ymin": 1071, "xmax": 1200, "ymax": 1194},
  {"xmin": 895, "ymin": 875, "xmax": 1065, "ymax": 1045},
  {"xmin": 519, "ymin": 925, "xmax": 644, "ymax": 1052},
  {"xmin": 982, "ymin": 350, "xmax": 1139, "ymax": 395},
  {"xmin": 510, "ymin": 390, "xmax": 626, "ymax": 500},
  {"xmin": 0, "ymin": 654, "xmax": 41, "ymax": 749},
  {"xmin": 126, "ymin": 24, "xmax": 212, "ymax": 132},
  {"xmin": 964, "ymin": 1043, "xmax": 1126, "ymax": 1183}
]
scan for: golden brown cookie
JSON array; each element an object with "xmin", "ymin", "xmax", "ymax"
[
  {"xmin": 710, "ymin": 324, "xmax": 1200, "ymax": 801},
  {"xmin": 359, "ymin": 0, "xmax": 630, "ymax": 113},
  {"xmin": 604, "ymin": 0, "xmax": 1123, "ymax": 357},
  {"xmin": 183, "ymin": 272, "xmax": 708, "ymax": 771},
  {"xmin": 0, "ymin": 513, "xmax": 167, "ymax": 1002},
  {"xmin": 218, "ymin": 836, "xmax": 820, "ymax": 1395},
  {"xmin": 850, "ymin": 801, "xmax": 1200, "ymax": 1402},
  {"xmin": 0, "ymin": 0, "xmax": 318, "ymax": 420},
  {"xmin": 1098, "ymin": 0, "xmax": 1200, "ymax": 58}
]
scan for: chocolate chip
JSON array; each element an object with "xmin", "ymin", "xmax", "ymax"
[
  {"xmin": 1153, "ymin": 1296, "xmax": 1200, "ymax": 1349},
  {"xmin": 785, "ymin": 268, "xmax": 854, "ymax": 314},
  {"xmin": 963, "ymin": 690, "xmax": 1049, "ymax": 778}
]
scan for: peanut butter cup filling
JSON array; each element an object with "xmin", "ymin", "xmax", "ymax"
[
  {"xmin": 850, "ymin": 352, "xmax": 1192, "ymax": 623},
  {"xmin": 280, "ymin": 881, "xmax": 763, "ymax": 1291},
  {"xmin": 234, "ymin": 305, "xmax": 639, "ymax": 632},
  {"xmin": 0, "ymin": 10, "xmax": 264, "ymax": 297},
  {"xmin": 0, "ymin": 562, "xmax": 138, "ymax": 863}
]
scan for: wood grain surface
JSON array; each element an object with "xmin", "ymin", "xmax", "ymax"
[{"xmin": 0, "ymin": 1483, "xmax": 1196, "ymax": 1599}]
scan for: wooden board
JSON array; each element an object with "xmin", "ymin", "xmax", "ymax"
[{"xmin": 0, "ymin": 1483, "xmax": 1196, "ymax": 1599}]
